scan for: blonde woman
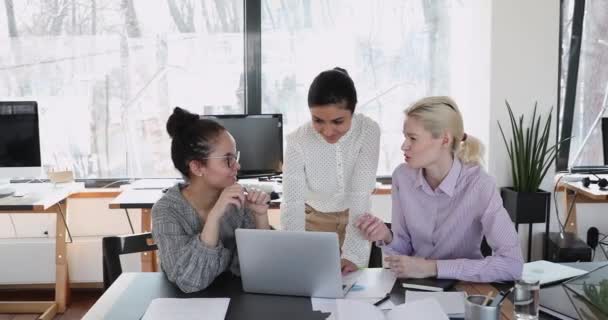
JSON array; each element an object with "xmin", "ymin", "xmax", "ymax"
[{"xmin": 356, "ymin": 96, "xmax": 523, "ymax": 282}]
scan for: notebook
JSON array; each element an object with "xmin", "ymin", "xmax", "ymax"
[
  {"xmin": 401, "ymin": 278, "xmax": 456, "ymax": 292},
  {"xmin": 406, "ymin": 291, "xmax": 465, "ymax": 318},
  {"xmin": 523, "ymin": 260, "xmax": 588, "ymax": 286}
]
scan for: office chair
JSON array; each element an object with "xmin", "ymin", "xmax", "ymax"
[
  {"xmin": 102, "ymin": 232, "xmax": 158, "ymax": 291},
  {"xmin": 368, "ymin": 222, "xmax": 391, "ymax": 268}
]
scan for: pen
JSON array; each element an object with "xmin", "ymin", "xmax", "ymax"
[
  {"xmin": 373, "ymin": 293, "xmax": 391, "ymax": 306},
  {"xmin": 482, "ymin": 291, "xmax": 493, "ymax": 306},
  {"xmin": 491, "ymin": 287, "xmax": 515, "ymax": 307}
]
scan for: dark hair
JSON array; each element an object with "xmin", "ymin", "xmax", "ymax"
[
  {"xmin": 307, "ymin": 67, "xmax": 357, "ymax": 113},
  {"xmin": 166, "ymin": 107, "xmax": 225, "ymax": 178}
]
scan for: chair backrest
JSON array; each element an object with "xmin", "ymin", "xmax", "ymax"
[
  {"xmin": 102, "ymin": 232, "xmax": 158, "ymax": 291},
  {"xmin": 368, "ymin": 222, "xmax": 391, "ymax": 268}
]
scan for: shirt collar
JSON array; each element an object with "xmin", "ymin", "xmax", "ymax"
[
  {"xmin": 414, "ymin": 158, "xmax": 462, "ymax": 197},
  {"xmin": 437, "ymin": 158, "xmax": 462, "ymax": 197}
]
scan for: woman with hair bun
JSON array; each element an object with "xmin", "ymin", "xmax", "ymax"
[
  {"xmin": 356, "ymin": 96, "xmax": 523, "ymax": 283},
  {"xmin": 152, "ymin": 107, "xmax": 271, "ymax": 293}
]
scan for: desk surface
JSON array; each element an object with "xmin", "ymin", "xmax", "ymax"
[
  {"xmin": 83, "ymin": 270, "xmax": 542, "ymax": 320},
  {"xmin": 109, "ymin": 189, "xmax": 164, "ymax": 209},
  {"xmin": 0, "ymin": 183, "xmax": 82, "ymax": 211}
]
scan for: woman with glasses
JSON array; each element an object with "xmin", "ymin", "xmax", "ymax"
[
  {"xmin": 152, "ymin": 107, "xmax": 271, "ymax": 293},
  {"xmin": 355, "ymin": 96, "xmax": 523, "ymax": 282},
  {"xmin": 281, "ymin": 67, "xmax": 380, "ymax": 273}
]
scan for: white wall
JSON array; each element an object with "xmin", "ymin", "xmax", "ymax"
[{"xmin": 488, "ymin": 0, "xmax": 563, "ymax": 260}]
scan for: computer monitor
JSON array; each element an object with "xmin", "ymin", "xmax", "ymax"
[
  {"xmin": 0, "ymin": 101, "xmax": 42, "ymax": 183},
  {"xmin": 205, "ymin": 114, "xmax": 283, "ymax": 178},
  {"xmin": 603, "ymin": 118, "xmax": 608, "ymax": 165}
]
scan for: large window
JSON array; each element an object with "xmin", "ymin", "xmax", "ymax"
[
  {"xmin": 0, "ymin": 0, "xmax": 244, "ymax": 178},
  {"xmin": 1, "ymin": 0, "xmax": 487, "ymax": 178},
  {"xmin": 261, "ymin": 0, "xmax": 483, "ymax": 175},
  {"xmin": 558, "ymin": 0, "xmax": 608, "ymax": 169}
]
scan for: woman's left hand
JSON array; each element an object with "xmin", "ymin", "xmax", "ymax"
[
  {"xmin": 245, "ymin": 188, "xmax": 270, "ymax": 216},
  {"xmin": 384, "ymin": 255, "xmax": 437, "ymax": 278},
  {"xmin": 341, "ymin": 259, "xmax": 358, "ymax": 275}
]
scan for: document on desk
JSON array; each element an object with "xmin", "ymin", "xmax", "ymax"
[
  {"xmin": 344, "ymin": 268, "xmax": 396, "ymax": 299},
  {"xmin": 523, "ymin": 260, "xmax": 588, "ymax": 285},
  {"xmin": 405, "ymin": 291, "xmax": 465, "ymax": 318},
  {"xmin": 141, "ymin": 298, "xmax": 230, "ymax": 320},
  {"xmin": 334, "ymin": 298, "xmax": 448, "ymax": 320}
]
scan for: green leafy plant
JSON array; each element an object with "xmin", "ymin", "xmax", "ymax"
[{"xmin": 497, "ymin": 101, "xmax": 568, "ymax": 192}]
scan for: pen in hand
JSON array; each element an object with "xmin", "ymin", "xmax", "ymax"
[{"xmin": 373, "ymin": 293, "xmax": 391, "ymax": 307}]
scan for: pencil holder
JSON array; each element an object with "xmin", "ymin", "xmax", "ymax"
[{"xmin": 465, "ymin": 295, "xmax": 501, "ymax": 320}]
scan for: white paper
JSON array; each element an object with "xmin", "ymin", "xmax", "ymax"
[
  {"xmin": 405, "ymin": 291, "xmax": 465, "ymax": 316},
  {"xmin": 344, "ymin": 268, "xmax": 396, "ymax": 299},
  {"xmin": 335, "ymin": 299, "xmax": 385, "ymax": 320},
  {"xmin": 141, "ymin": 298, "xmax": 230, "ymax": 320},
  {"xmin": 522, "ymin": 260, "xmax": 588, "ymax": 285},
  {"xmin": 387, "ymin": 299, "xmax": 449, "ymax": 320},
  {"xmin": 328, "ymin": 297, "xmax": 448, "ymax": 320}
]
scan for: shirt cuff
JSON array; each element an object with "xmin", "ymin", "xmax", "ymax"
[{"xmin": 436, "ymin": 259, "xmax": 461, "ymax": 279}]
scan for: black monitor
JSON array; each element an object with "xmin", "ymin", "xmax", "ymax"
[
  {"xmin": 205, "ymin": 114, "xmax": 283, "ymax": 178},
  {"xmin": 0, "ymin": 101, "xmax": 42, "ymax": 180}
]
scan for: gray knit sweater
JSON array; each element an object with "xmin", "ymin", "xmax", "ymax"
[{"xmin": 151, "ymin": 184, "xmax": 255, "ymax": 293}]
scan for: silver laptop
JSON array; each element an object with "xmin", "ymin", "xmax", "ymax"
[{"xmin": 235, "ymin": 229, "xmax": 356, "ymax": 298}]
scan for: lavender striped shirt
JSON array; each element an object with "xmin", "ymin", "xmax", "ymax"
[{"xmin": 384, "ymin": 159, "xmax": 523, "ymax": 282}]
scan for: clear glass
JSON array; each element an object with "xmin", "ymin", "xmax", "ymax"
[
  {"xmin": 0, "ymin": 0, "xmax": 245, "ymax": 178},
  {"xmin": 513, "ymin": 279, "xmax": 540, "ymax": 320}
]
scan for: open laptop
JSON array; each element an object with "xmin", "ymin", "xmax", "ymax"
[{"xmin": 235, "ymin": 229, "xmax": 357, "ymax": 298}]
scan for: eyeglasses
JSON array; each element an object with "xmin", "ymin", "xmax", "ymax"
[{"xmin": 200, "ymin": 151, "xmax": 240, "ymax": 169}]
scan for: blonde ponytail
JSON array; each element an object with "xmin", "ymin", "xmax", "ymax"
[{"xmin": 456, "ymin": 134, "xmax": 484, "ymax": 166}]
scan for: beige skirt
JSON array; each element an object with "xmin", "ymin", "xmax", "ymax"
[{"xmin": 304, "ymin": 204, "xmax": 349, "ymax": 252}]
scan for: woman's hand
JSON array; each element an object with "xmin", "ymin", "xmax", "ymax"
[
  {"xmin": 244, "ymin": 188, "xmax": 271, "ymax": 230},
  {"xmin": 384, "ymin": 255, "xmax": 437, "ymax": 278},
  {"xmin": 355, "ymin": 213, "xmax": 392, "ymax": 244},
  {"xmin": 208, "ymin": 184, "xmax": 245, "ymax": 222},
  {"xmin": 341, "ymin": 259, "xmax": 358, "ymax": 275},
  {"xmin": 244, "ymin": 188, "xmax": 270, "ymax": 216}
]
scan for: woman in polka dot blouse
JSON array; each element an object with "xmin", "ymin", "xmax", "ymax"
[{"xmin": 281, "ymin": 67, "xmax": 381, "ymax": 273}]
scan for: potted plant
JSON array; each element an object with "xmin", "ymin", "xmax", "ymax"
[{"xmin": 498, "ymin": 101, "xmax": 567, "ymax": 260}]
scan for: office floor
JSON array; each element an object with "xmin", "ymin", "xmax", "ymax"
[{"xmin": 0, "ymin": 289, "xmax": 101, "ymax": 320}]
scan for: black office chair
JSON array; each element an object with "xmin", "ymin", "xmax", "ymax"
[
  {"xmin": 481, "ymin": 236, "xmax": 492, "ymax": 257},
  {"xmin": 368, "ymin": 222, "xmax": 391, "ymax": 268},
  {"xmin": 102, "ymin": 232, "xmax": 158, "ymax": 291}
]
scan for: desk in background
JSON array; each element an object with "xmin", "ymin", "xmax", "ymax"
[
  {"xmin": 559, "ymin": 180, "xmax": 608, "ymax": 234},
  {"xmin": 83, "ymin": 268, "xmax": 524, "ymax": 320},
  {"xmin": 0, "ymin": 183, "xmax": 82, "ymax": 320},
  {"xmin": 109, "ymin": 189, "xmax": 164, "ymax": 272}
]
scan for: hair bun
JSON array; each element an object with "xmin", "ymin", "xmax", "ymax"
[
  {"xmin": 166, "ymin": 107, "xmax": 199, "ymax": 139},
  {"xmin": 333, "ymin": 67, "xmax": 349, "ymax": 75}
]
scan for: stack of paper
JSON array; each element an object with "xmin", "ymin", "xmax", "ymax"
[
  {"xmin": 522, "ymin": 260, "xmax": 588, "ymax": 285},
  {"xmin": 141, "ymin": 298, "xmax": 230, "ymax": 320},
  {"xmin": 406, "ymin": 291, "xmax": 465, "ymax": 318},
  {"xmin": 334, "ymin": 298, "xmax": 448, "ymax": 320}
]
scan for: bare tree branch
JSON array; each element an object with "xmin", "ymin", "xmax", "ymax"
[
  {"xmin": 167, "ymin": 0, "xmax": 195, "ymax": 32},
  {"xmin": 4, "ymin": 0, "xmax": 18, "ymax": 37},
  {"xmin": 121, "ymin": 0, "xmax": 141, "ymax": 37}
]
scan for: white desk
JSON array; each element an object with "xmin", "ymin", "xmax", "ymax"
[{"xmin": 0, "ymin": 183, "xmax": 82, "ymax": 320}]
